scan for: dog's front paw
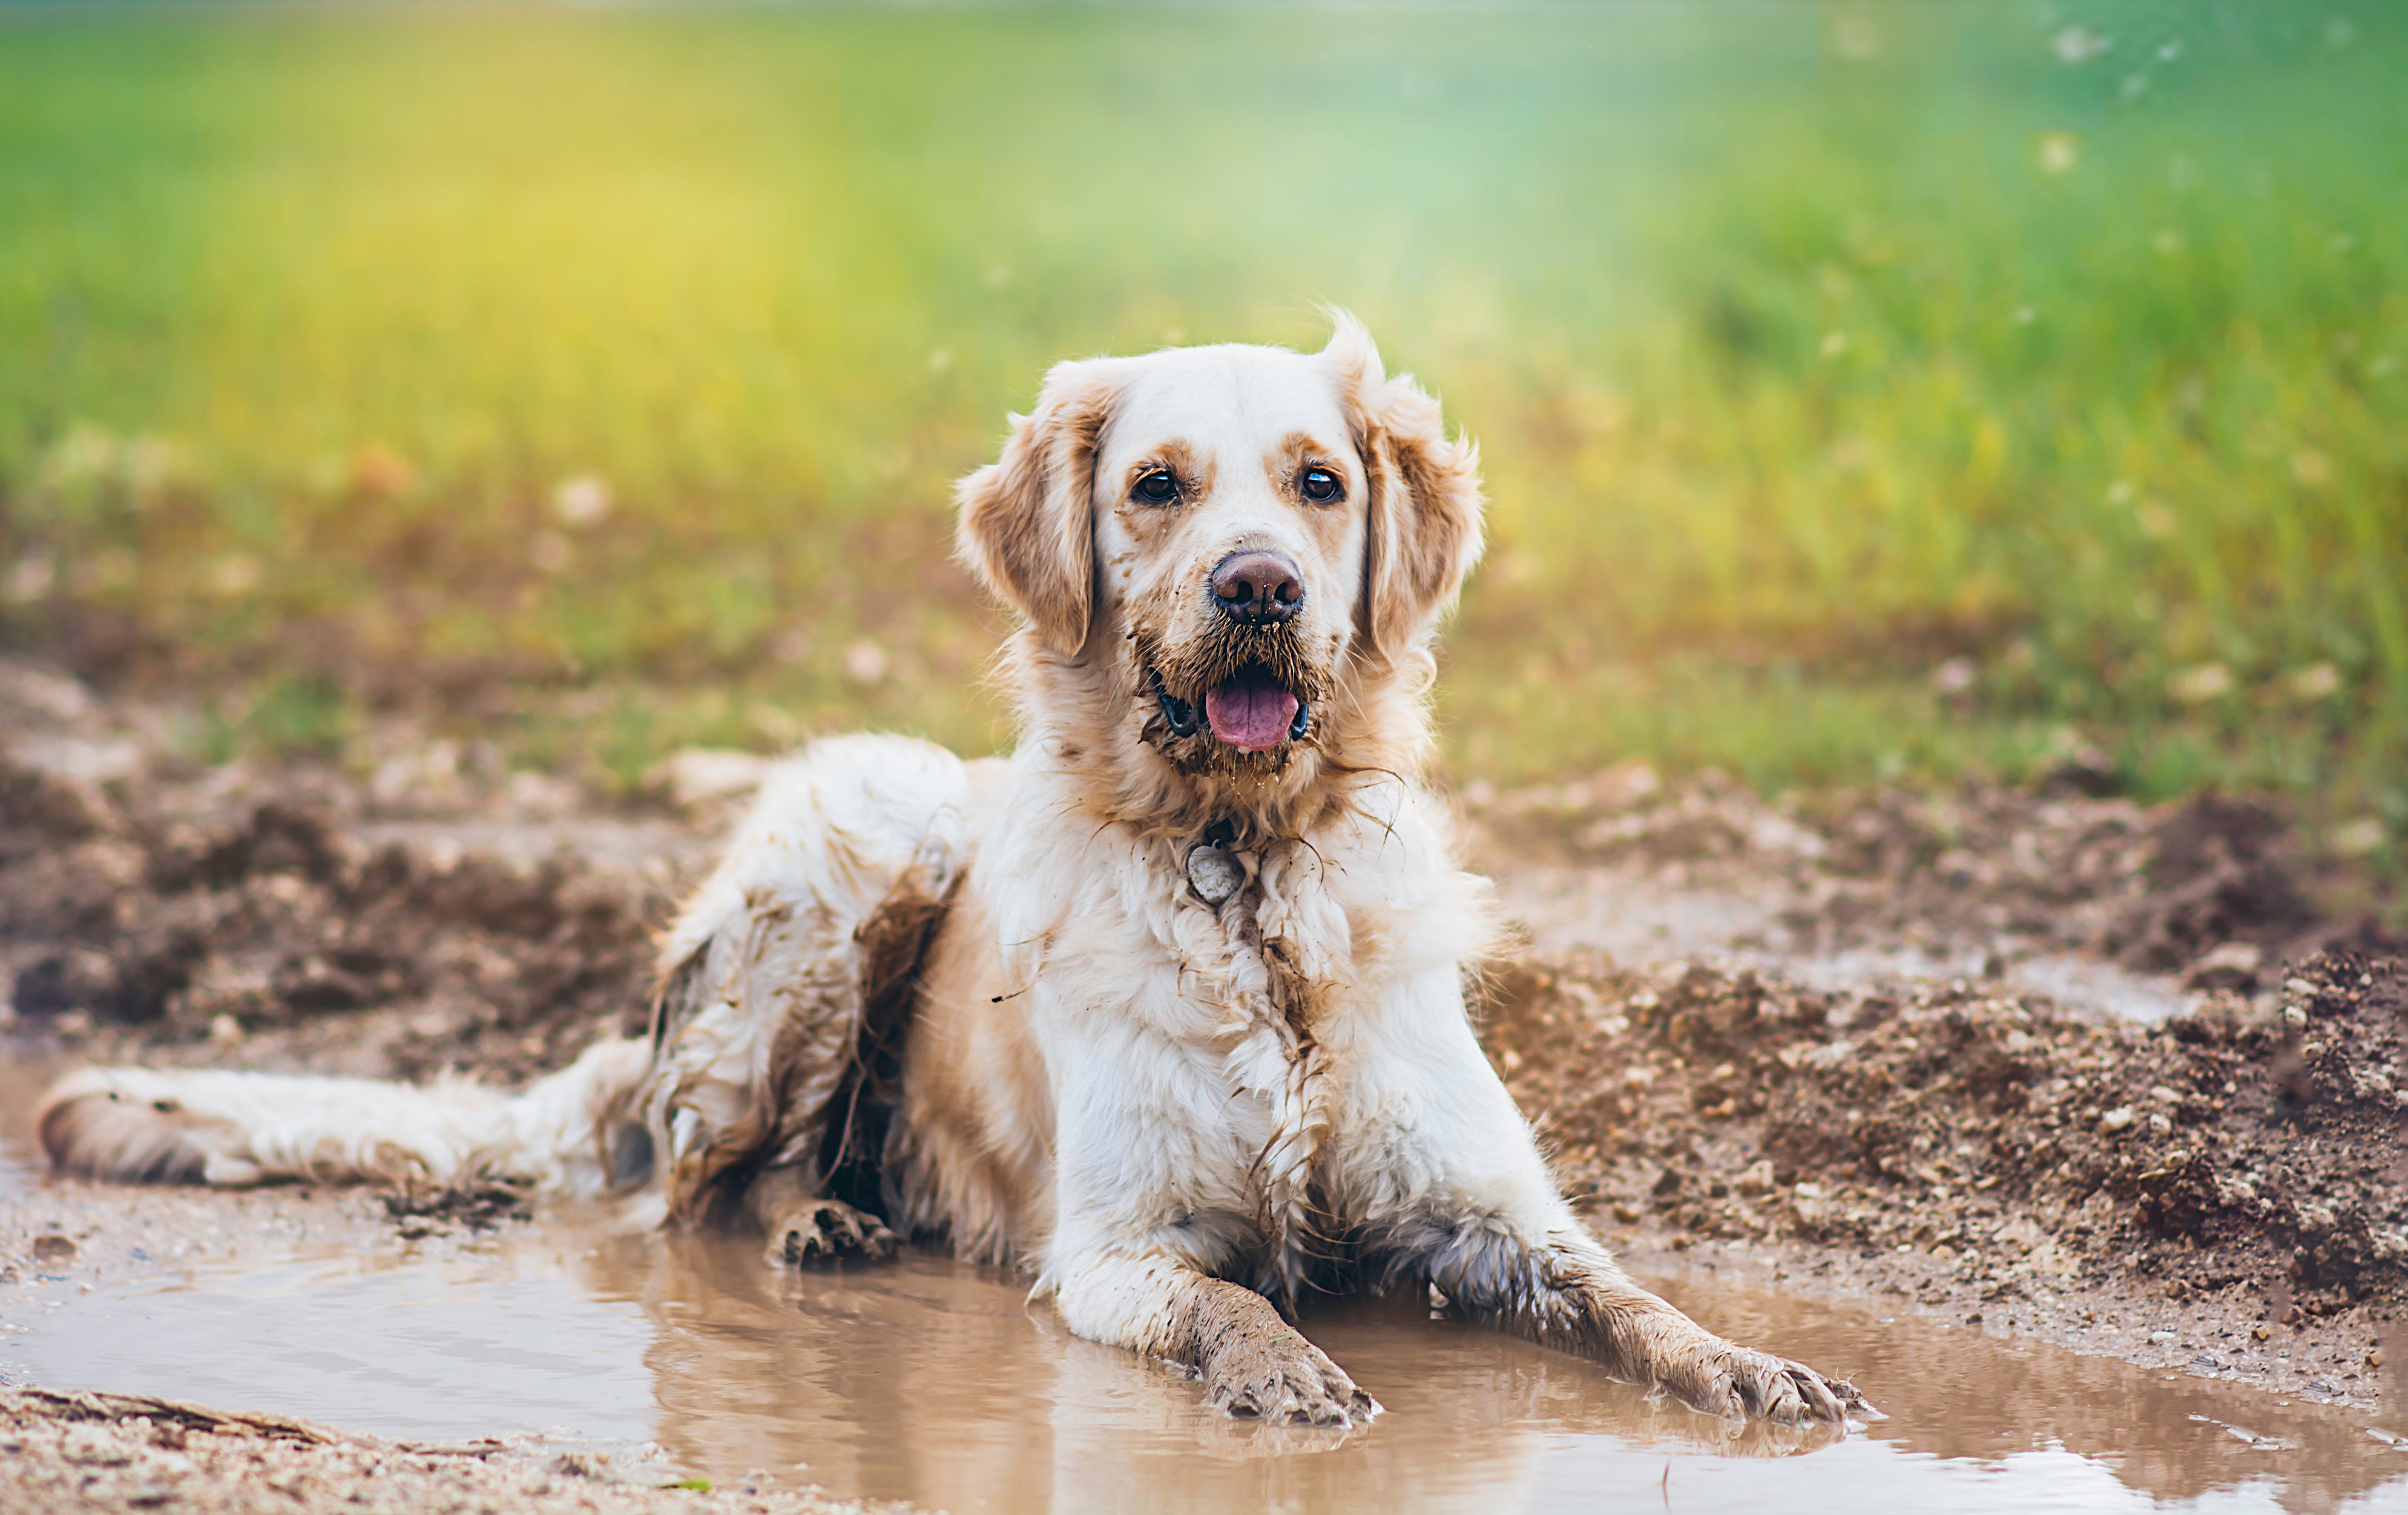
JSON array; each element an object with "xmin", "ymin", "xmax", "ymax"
[
  {"xmin": 765, "ymin": 1198, "xmax": 898, "ymax": 1267},
  {"xmin": 1661, "ymin": 1335, "xmax": 1874, "ymax": 1425},
  {"xmin": 1202, "ymin": 1329, "xmax": 1380, "ymax": 1428}
]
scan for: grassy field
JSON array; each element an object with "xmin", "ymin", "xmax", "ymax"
[{"xmin": 1, "ymin": 2, "xmax": 2402, "ymax": 846}]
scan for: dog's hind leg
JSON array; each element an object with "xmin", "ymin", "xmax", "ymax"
[
  {"xmin": 742, "ymin": 1164, "xmax": 897, "ymax": 1266},
  {"xmin": 39, "ymin": 1035, "xmax": 655, "ymax": 1196},
  {"xmin": 644, "ymin": 734, "xmax": 969, "ymax": 1258}
]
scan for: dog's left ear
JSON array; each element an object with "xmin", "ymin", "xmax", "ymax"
[
  {"xmin": 955, "ymin": 357, "xmax": 1126, "ymax": 658},
  {"xmin": 1325, "ymin": 313, "xmax": 1485, "ymax": 661}
]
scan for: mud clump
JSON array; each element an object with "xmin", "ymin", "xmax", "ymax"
[
  {"xmin": 381, "ymin": 1184, "xmax": 535, "ymax": 1238},
  {"xmin": 0, "ymin": 661, "xmax": 692, "ymax": 1085},
  {"xmin": 1481, "ymin": 949, "xmax": 2408, "ymax": 1393}
]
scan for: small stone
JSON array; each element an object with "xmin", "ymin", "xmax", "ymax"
[
  {"xmin": 2183, "ymin": 941, "xmax": 2264, "ymax": 992},
  {"xmin": 208, "ymin": 1013, "xmax": 244, "ymax": 1045},
  {"xmin": 2251, "ymin": 1324, "xmax": 2271, "ymax": 1342},
  {"xmin": 2370, "ymin": 1350, "xmax": 2387, "ymax": 1369},
  {"xmin": 31, "ymin": 1235, "xmax": 75, "ymax": 1262},
  {"xmin": 2099, "ymin": 1106, "xmax": 2136, "ymax": 1134}
]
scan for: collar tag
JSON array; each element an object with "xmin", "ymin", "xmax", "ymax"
[
  {"xmin": 1186, "ymin": 842, "xmax": 1243, "ymax": 905},
  {"xmin": 1186, "ymin": 819, "xmax": 1244, "ymax": 904}
]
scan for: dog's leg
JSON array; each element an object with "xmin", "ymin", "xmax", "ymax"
[
  {"xmin": 1421, "ymin": 1221, "xmax": 1868, "ymax": 1425},
  {"xmin": 39, "ymin": 1037, "xmax": 653, "ymax": 1196},
  {"xmin": 646, "ymin": 734, "xmax": 967, "ymax": 1238},
  {"xmin": 742, "ymin": 1163, "xmax": 897, "ymax": 1266},
  {"xmin": 1328, "ymin": 965, "xmax": 1873, "ymax": 1425},
  {"xmin": 1051, "ymin": 1250, "xmax": 1378, "ymax": 1427}
]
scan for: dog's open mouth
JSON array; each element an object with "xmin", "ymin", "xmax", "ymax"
[{"xmin": 1154, "ymin": 666, "xmax": 1309, "ymax": 752}]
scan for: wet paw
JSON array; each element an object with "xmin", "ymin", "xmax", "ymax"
[
  {"xmin": 1677, "ymin": 1339, "xmax": 1874, "ymax": 1426},
  {"xmin": 766, "ymin": 1198, "xmax": 898, "ymax": 1267},
  {"xmin": 1204, "ymin": 1330, "xmax": 1380, "ymax": 1428}
]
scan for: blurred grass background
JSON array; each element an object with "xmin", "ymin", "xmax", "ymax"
[{"xmin": 0, "ymin": 1, "xmax": 2401, "ymax": 847}]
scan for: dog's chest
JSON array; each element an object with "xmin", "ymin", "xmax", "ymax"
[{"xmin": 1106, "ymin": 850, "xmax": 1355, "ymax": 1276}]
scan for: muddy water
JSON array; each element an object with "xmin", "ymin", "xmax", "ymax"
[{"xmin": 3, "ymin": 1077, "xmax": 2403, "ymax": 1513}]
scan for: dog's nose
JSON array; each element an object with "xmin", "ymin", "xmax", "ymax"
[{"xmin": 1209, "ymin": 551, "xmax": 1305, "ymax": 624}]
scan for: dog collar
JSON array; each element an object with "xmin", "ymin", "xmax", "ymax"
[{"xmin": 1185, "ymin": 819, "xmax": 1245, "ymax": 905}]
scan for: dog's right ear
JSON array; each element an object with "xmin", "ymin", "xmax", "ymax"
[{"xmin": 955, "ymin": 357, "xmax": 1125, "ymax": 659}]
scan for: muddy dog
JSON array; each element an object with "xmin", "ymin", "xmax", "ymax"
[{"xmin": 42, "ymin": 317, "xmax": 1873, "ymax": 1430}]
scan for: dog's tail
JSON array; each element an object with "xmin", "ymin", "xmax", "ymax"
[{"xmin": 36, "ymin": 1037, "xmax": 656, "ymax": 1197}]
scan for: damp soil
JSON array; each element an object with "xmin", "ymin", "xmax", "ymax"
[{"xmin": 4, "ymin": 655, "xmax": 2407, "ymax": 1510}]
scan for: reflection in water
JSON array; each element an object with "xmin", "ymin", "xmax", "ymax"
[
  {"xmin": 591, "ymin": 1236, "xmax": 1847, "ymax": 1514},
  {"xmin": 571, "ymin": 1233, "xmax": 2404, "ymax": 1514}
]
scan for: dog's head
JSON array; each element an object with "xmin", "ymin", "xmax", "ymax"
[{"xmin": 958, "ymin": 314, "xmax": 1482, "ymax": 825}]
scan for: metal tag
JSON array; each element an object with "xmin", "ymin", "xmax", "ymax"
[{"xmin": 1185, "ymin": 843, "xmax": 1244, "ymax": 905}]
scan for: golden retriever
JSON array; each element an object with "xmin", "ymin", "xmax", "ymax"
[{"xmin": 42, "ymin": 316, "xmax": 1870, "ymax": 1430}]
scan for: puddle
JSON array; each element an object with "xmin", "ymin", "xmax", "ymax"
[{"xmin": 5, "ymin": 1062, "xmax": 2403, "ymax": 1513}]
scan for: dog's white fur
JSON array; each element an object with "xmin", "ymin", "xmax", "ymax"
[{"xmin": 42, "ymin": 317, "xmax": 1868, "ymax": 1429}]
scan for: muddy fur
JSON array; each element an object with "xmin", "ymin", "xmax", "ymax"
[
  {"xmin": 1176, "ymin": 1276, "xmax": 1379, "ymax": 1425},
  {"xmin": 1133, "ymin": 620, "xmax": 1331, "ymax": 787}
]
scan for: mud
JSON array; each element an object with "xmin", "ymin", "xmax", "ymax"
[
  {"xmin": 0, "ymin": 1387, "xmax": 892, "ymax": 1515},
  {"xmin": 4, "ymin": 654, "xmax": 2407, "ymax": 1496},
  {"xmin": 1470, "ymin": 763, "xmax": 2401, "ymax": 997},
  {"xmin": 381, "ymin": 1183, "xmax": 535, "ymax": 1237},
  {"xmin": 0, "ymin": 660, "xmax": 708, "ymax": 1086},
  {"xmin": 1479, "ymin": 951, "xmax": 2407, "ymax": 1413}
]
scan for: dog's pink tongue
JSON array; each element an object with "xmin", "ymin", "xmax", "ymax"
[{"xmin": 1204, "ymin": 672, "xmax": 1298, "ymax": 752}]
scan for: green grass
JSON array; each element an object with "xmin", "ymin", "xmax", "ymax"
[{"xmin": 1, "ymin": 2, "xmax": 2403, "ymax": 843}]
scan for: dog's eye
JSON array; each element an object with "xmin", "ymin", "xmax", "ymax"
[
  {"xmin": 1133, "ymin": 469, "xmax": 1179, "ymax": 505},
  {"xmin": 1300, "ymin": 467, "xmax": 1343, "ymax": 503}
]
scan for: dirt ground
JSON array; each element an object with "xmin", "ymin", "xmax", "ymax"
[
  {"xmin": 0, "ymin": 1386, "xmax": 897, "ymax": 1515},
  {"xmin": 1466, "ymin": 765, "xmax": 2405, "ymax": 1412},
  {"xmin": 2, "ymin": 653, "xmax": 2404, "ymax": 1493}
]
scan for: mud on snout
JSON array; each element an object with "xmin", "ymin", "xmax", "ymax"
[{"xmin": 1137, "ymin": 612, "xmax": 1334, "ymax": 774}]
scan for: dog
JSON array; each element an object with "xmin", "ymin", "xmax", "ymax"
[{"xmin": 41, "ymin": 316, "xmax": 1871, "ymax": 1430}]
